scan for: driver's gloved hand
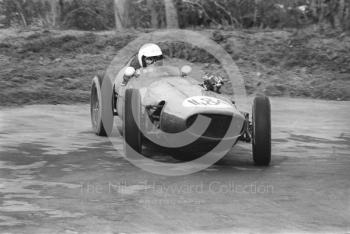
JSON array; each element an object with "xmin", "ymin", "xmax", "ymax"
[
  {"xmin": 202, "ymin": 73, "xmax": 224, "ymax": 93},
  {"xmin": 122, "ymin": 75, "xmax": 130, "ymax": 85}
]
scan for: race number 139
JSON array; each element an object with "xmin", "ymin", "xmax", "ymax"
[
  {"xmin": 188, "ymin": 97, "xmax": 220, "ymax": 106},
  {"xmin": 183, "ymin": 96, "xmax": 231, "ymax": 108}
]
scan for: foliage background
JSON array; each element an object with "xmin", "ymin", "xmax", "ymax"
[{"xmin": 0, "ymin": 0, "xmax": 349, "ymax": 31}]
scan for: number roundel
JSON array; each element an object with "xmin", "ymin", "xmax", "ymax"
[{"xmin": 183, "ymin": 96, "xmax": 232, "ymax": 108}]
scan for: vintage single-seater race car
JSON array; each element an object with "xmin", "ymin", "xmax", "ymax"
[{"xmin": 90, "ymin": 57, "xmax": 271, "ymax": 166}]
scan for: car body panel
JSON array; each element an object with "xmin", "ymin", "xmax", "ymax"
[{"xmin": 115, "ymin": 65, "xmax": 245, "ymax": 150}]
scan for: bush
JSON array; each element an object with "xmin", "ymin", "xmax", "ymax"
[
  {"xmin": 62, "ymin": 7, "xmax": 107, "ymax": 30},
  {"xmin": 1, "ymin": 0, "xmax": 52, "ymax": 27},
  {"xmin": 60, "ymin": 0, "xmax": 115, "ymax": 30}
]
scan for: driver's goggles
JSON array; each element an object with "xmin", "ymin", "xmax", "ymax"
[{"xmin": 145, "ymin": 55, "xmax": 163, "ymax": 64}]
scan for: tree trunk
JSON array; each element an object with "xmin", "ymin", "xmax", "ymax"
[
  {"xmin": 147, "ymin": 0, "xmax": 158, "ymax": 28},
  {"xmin": 164, "ymin": 0, "xmax": 179, "ymax": 28},
  {"xmin": 319, "ymin": 0, "xmax": 325, "ymax": 23},
  {"xmin": 114, "ymin": 0, "xmax": 130, "ymax": 30},
  {"xmin": 337, "ymin": 0, "xmax": 345, "ymax": 28},
  {"xmin": 49, "ymin": 0, "xmax": 59, "ymax": 26},
  {"xmin": 253, "ymin": 0, "xmax": 262, "ymax": 27},
  {"xmin": 309, "ymin": 0, "xmax": 318, "ymax": 22},
  {"xmin": 13, "ymin": 0, "xmax": 27, "ymax": 27},
  {"xmin": 344, "ymin": 3, "xmax": 350, "ymax": 30}
]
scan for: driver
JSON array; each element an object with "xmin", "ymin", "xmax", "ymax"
[
  {"xmin": 123, "ymin": 43, "xmax": 163, "ymax": 85},
  {"xmin": 129, "ymin": 43, "xmax": 164, "ymax": 70},
  {"xmin": 138, "ymin": 43, "xmax": 164, "ymax": 68}
]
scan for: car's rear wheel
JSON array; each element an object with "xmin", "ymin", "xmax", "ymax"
[
  {"xmin": 124, "ymin": 89, "xmax": 143, "ymax": 156},
  {"xmin": 90, "ymin": 75, "xmax": 114, "ymax": 136},
  {"xmin": 252, "ymin": 95, "xmax": 271, "ymax": 166}
]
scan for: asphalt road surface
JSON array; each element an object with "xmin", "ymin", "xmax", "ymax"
[{"xmin": 0, "ymin": 98, "xmax": 349, "ymax": 233}]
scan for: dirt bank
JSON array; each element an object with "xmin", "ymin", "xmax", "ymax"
[{"xmin": 0, "ymin": 28, "xmax": 349, "ymax": 106}]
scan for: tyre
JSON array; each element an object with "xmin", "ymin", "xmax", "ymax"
[
  {"xmin": 90, "ymin": 75, "xmax": 114, "ymax": 136},
  {"xmin": 124, "ymin": 89, "xmax": 143, "ymax": 155},
  {"xmin": 252, "ymin": 95, "xmax": 271, "ymax": 166}
]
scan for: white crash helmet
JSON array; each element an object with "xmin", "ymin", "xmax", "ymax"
[{"xmin": 138, "ymin": 43, "xmax": 163, "ymax": 67}]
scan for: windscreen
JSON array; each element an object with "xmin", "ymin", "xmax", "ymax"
[{"xmin": 139, "ymin": 65, "xmax": 181, "ymax": 79}]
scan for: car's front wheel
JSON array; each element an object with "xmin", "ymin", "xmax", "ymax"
[
  {"xmin": 90, "ymin": 75, "xmax": 114, "ymax": 136},
  {"xmin": 252, "ymin": 95, "xmax": 271, "ymax": 166},
  {"xmin": 90, "ymin": 76, "xmax": 107, "ymax": 136},
  {"xmin": 124, "ymin": 89, "xmax": 143, "ymax": 156}
]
